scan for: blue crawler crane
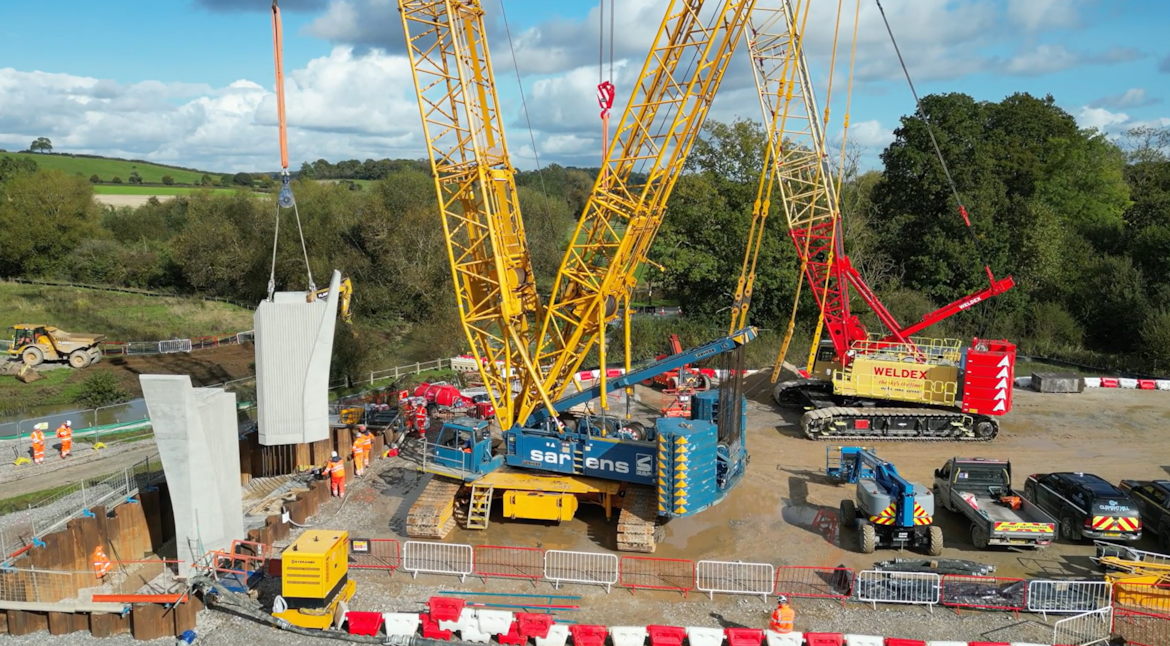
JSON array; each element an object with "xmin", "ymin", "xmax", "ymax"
[
  {"xmin": 827, "ymin": 446, "xmax": 943, "ymax": 555},
  {"xmin": 406, "ymin": 328, "xmax": 756, "ymax": 553}
]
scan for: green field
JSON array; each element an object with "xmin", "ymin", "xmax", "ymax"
[
  {"xmin": 92, "ymin": 185, "xmax": 243, "ymax": 196},
  {"xmin": 0, "ymin": 282, "xmax": 254, "ymax": 343},
  {"xmin": 1, "ymin": 152, "xmax": 223, "ymax": 184}
]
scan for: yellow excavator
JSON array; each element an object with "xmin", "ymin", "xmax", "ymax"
[{"xmin": 308, "ymin": 277, "xmax": 353, "ymax": 324}]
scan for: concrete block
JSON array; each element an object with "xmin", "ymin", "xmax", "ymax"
[
  {"xmin": 535, "ymin": 624, "xmax": 571, "ymax": 646},
  {"xmin": 383, "ymin": 613, "xmax": 421, "ymax": 638},
  {"xmin": 763, "ymin": 631, "xmax": 802, "ymax": 646},
  {"xmin": 685, "ymin": 627, "xmax": 725, "ymax": 646},
  {"xmin": 142, "ymin": 375, "xmax": 244, "ymax": 577},
  {"xmin": 254, "ymin": 270, "xmax": 341, "ymax": 445},
  {"xmin": 1031, "ymin": 372, "xmax": 1084, "ymax": 393}
]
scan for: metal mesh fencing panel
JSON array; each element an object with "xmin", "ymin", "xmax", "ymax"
[
  {"xmin": 1027, "ymin": 580, "xmax": 1112, "ymax": 616},
  {"xmin": 349, "ymin": 538, "xmax": 400, "ymax": 571},
  {"xmin": 159, "ymin": 339, "xmax": 193, "ymax": 354},
  {"xmin": 473, "ymin": 545, "xmax": 544, "ymax": 581},
  {"xmin": 854, "ymin": 570, "xmax": 940, "ymax": 610},
  {"xmin": 1113, "ymin": 608, "xmax": 1170, "ymax": 646},
  {"xmin": 619, "ymin": 556, "xmax": 695, "ymax": 597},
  {"xmin": 402, "ymin": 541, "xmax": 472, "ymax": 582},
  {"xmin": 695, "ymin": 560, "xmax": 774, "ymax": 600},
  {"xmin": 0, "ymin": 567, "xmax": 82, "ymax": 603},
  {"xmin": 773, "ymin": 565, "xmax": 854, "ymax": 602},
  {"xmin": 940, "ymin": 575, "xmax": 1026, "ymax": 614},
  {"xmin": 544, "ymin": 550, "xmax": 619, "ymax": 593},
  {"xmin": 1053, "ymin": 606, "xmax": 1112, "ymax": 646}
]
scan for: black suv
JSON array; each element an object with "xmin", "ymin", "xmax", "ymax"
[
  {"xmin": 1023, "ymin": 472, "xmax": 1142, "ymax": 542},
  {"xmin": 1119, "ymin": 479, "xmax": 1170, "ymax": 552}
]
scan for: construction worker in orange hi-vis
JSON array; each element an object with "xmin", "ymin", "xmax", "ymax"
[
  {"xmin": 92, "ymin": 545, "xmax": 112, "ymax": 579},
  {"xmin": 326, "ymin": 451, "xmax": 345, "ymax": 497},
  {"xmin": 769, "ymin": 595, "xmax": 795, "ymax": 634},
  {"xmin": 351, "ymin": 431, "xmax": 366, "ymax": 477},
  {"xmin": 56, "ymin": 420, "xmax": 73, "ymax": 458},
  {"xmin": 414, "ymin": 404, "xmax": 428, "ymax": 436},
  {"xmin": 357, "ymin": 425, "xmax": 372, "ymax": 464},
  {"xmin": 29, "ymin": 425, "xmax": 46, "ymax": 464}
]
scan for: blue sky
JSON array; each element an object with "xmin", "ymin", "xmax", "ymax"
[{"xmin": 0, "ymin": 0, "xmax": 1166, "ymax": 172}]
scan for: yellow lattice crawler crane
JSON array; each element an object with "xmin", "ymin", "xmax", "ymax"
[
  {"xmin": 8, "ymin": 325, "xmax": 105, "ymax": 369},
  {"xmin": 272, "ymin": 530, "xmax": 355, "ymax": 630}
]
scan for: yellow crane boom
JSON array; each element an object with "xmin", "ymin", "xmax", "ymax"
[
  {"xmin": 733, "ymin": 0, "xmax": 853, "ymax": 377},
  {"xmin": 399, "ymin": 0, "xmax": 555, "ymax": 429},
  {"xmin": 524, "ymin": 0, "xmax": 758, "ymax": 425}
]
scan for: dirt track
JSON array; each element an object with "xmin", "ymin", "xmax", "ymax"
[{"xmin": 95, "ymin": 343, "xmax": 255, "ymax": 397}]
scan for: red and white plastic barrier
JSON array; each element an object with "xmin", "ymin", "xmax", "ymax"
[
  {"xmin": 346, "ymin": 597, "xmax": 1075, "ymax": 646},
  {"xmin": 1084, "ymin": 376, "xmax": 1170, "ymax": 390}
]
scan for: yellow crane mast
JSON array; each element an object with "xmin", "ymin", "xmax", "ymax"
[
  {"xmin": 526, "ymin": 0, "xmax": 758, "ymax": 425},
  {"xmin": 399, "ymin": 0, "xmax": 555, "ymax": 430},
  {"xmin": 734, "ymin": 0, "xmax": 848, "ymax": 373}
]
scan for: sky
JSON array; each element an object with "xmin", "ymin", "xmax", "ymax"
[{"xmin": 0, "ymin": 0, "xmax": 1167, "ymax": 173}]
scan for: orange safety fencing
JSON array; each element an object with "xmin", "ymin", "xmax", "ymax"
[
  {"xmin": 1114, "ymin": 608, "xmax": 1170, "ymax": 646},
  {"xmin": 1113, "ymin": 581, "xmax": 1170, "ymax": 615},
  {"xmin": 619, "ymin": 556, "xmax": 695, "ymax": 598},
  {"xmin": 350, "ymin": 538, "xmax": 400, "ymax": 571},
  {"xmin": 773, "ymin": 566, "xmax": 854, "ymax": 605},
  {"xmin": 473, "ymin": 545, "xmax": 543, "ymax": 581},
  {"xmin": 940, "ymin": 574, "xmax": 1027, "ymax": 616}
]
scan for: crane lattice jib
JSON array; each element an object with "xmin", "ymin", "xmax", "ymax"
[
  {"xmin": 400, "ymin": 0, "xmax": 552, "ymax": 430},
  {"xmin": 523, "ymin": 0, "xmax": 757, "ymax": 423},
  {"xmin": 745, "ymin": 0, "xmax": 870, "ymax": 363}
]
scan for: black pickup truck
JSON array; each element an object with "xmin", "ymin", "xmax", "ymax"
[{"xmin": 1119, "ymin": 479, "xmax": 1170, "ymax": 552}]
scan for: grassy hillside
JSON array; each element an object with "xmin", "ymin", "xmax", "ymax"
[
  {"xmin": 0, "ymin": 152, "xmax": 223, "ymax": 184},
  {"xmin": 0, "ymin": 282, "xmax": 254, "ymax": 342},
  {"xmin": 92, "ymin": 185, "xmax": 242, "ymax": 196}
]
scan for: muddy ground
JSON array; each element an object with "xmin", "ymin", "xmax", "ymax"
[
  {"xmin": 97, "ymin": 343, "xmax": 255, "ymax": 395},
  {"xmin": 357, "ymin": 377, "xmax": 1170, "ymax": 579},
  {"xmin": 4, "ymin": 375, "xmax": 1164, "ymax": 644},
  {"xmin": 202, "ymin": 377, "xmax": 1170, "ymax": 643}
]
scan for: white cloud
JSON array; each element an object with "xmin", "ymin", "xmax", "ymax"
[
  {"xmin": 1005, "ymin": 0, "xmax": 1087, "ymax": 31},
  {"xmin": 844, "ymin": 120, "xmax": 895, "ymax": 150},
  {"xmin": 0, "ymin": 48, "xmax": 423, "ymax": 172},
  {"xmin": 1090, "ymin": 88, "xmax": 1161, "ymax": 109},
  {"xmin": 1077, "ymin": 106, "xmax": 1131, "ymax": 131},
  {"xmin": 1001, "ymin": 44, "xmax": 1081, "ymax": 76}
]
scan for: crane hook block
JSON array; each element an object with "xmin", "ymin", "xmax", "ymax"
[{"xmin": 278, "ymin": 174, "xmax": 295, "ymax": 208}]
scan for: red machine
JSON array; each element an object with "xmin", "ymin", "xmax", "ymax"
[
  {"xmin": 643, "ymin": 334, "xmax": 717, "ymax": 392},
  {"xmin": 412, "ymin": 383, "xmax": 495, "ymax": 420}
]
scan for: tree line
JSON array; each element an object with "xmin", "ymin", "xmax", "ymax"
[{"xmin": 1, "ymin": 92, "xmax": 1168, "ymax": 379}]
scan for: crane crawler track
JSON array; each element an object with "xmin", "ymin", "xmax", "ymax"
[
  {"xmin": 801, "ymin": 406, "xmax": 997, "ymax": 442},
  {"xmin": 405, "ymin": 477, "xmax": 462, "ymax": 540},
  {"xmin": 616, "ymin": 486, "xmax": 661, "ymax": 553},
  {"xmin": 775, "ymin": 381, "xmax": 998, "ymax": 442}
]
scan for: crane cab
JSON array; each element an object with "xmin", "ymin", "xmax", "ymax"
[
  {"xmin": 420, "ymin": 418, "xmax": 503, "ymax": 480},
  {"xmin": 808, "ymin": 339, "xmax": 842, "ymax": 380}
]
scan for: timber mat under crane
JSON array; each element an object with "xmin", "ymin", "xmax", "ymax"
[
  {"xmin": 398, "ymin": 0, "xmax": 757, "ymax": 551},
  {"xmin": 731, "ymin": 0, "xmax": 1017, "ymax": 441}
]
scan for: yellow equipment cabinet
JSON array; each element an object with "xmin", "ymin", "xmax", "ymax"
[
  {"xmin": 272, "ymin": 530, "xmax": 356, "ymax": 630},
  {"xmin": 503, "ymin": 491, "xmax": 578, "ymax": 522}
]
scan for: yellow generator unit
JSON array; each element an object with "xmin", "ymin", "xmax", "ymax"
[{"xmin": 272, "ymin": 530, "xmax": 356, "ymax": 630}]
